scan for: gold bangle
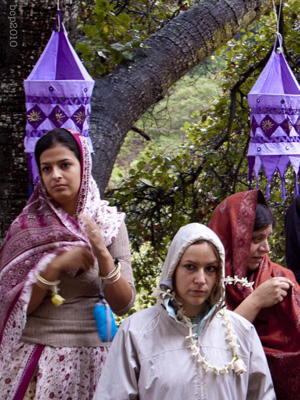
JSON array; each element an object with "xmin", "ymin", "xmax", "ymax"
[
  {"xmin": 99, "ymin": 262, "xmax": 121, "ymax": 280},
  {"xmin": 36, "ymin": 274, "xmax": 60, "ymax": 287}
]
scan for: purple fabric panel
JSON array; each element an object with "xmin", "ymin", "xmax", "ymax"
[
  {"xmin": 60, "ymin": 31, "xmax": 94, "ymax": 81},
  {"xmin": 248, "ymin": 156, "xmax": 255, "ymax": 186},
  {"xmin": 261, "ymin": 155, "xmax": 280, "ymax": 182},
  {"xmin": 280, "ymin": 179, "xmax": 286, "ymax": 199},
  {"xmin": 277, "ymin": 156, "xmax": 290, "ymax": 179},
  {"xmin": 260, "ymin": 53, "xmax": 285, "ymax": 94},
  {"xmin": 295, "ymin": 117, "xmax": 300, "ymax": 134},
  {"xmin": 25, "ymin": 10, "xmax": 93, "ymax": 82},
  {"xmin": 25, "ymin": 95, "xmax": 91, "ymax": 105},
  {"xmin": 289, "ymin": 156, "xmax": 300, "ymax": 174},
  {"xmin": 281, "ymin": 118, "xmax": 292, "ymax": 135},
  {"xmin": 253, "ymin": 156, "xmax": 262, "ymax": 180},
  {"xmin": 24, "ymin": 102, "xmax": 92, "ymax": 134},
  {"xmin": 25, "ymin": 129, "xmax": 90, "ymax": 138},
  {"xmin": 27, "ymin": 32, "xmax": 59, "ymax": 81},
  {"xmin": 277, "ymin": 156, "xmax": 290, "ymax": 199},
  {"xmin": 249, "ymin": 105, "xmax": 300, "ymax": 115},
  {"xmin": 260, "ymin": 115, "xmax": 279, "ymax": 137},
  {"xmin": 48, "ymin": 105, "xmax": 69, "ymax": 127},
  {"xmin": 280, "ymin": 52, "xmax": 300, "ymax": 94},
  {"xmin": 56, "ymin": 32, "xmax": 84, "ymax": 80},
  {"xmin": 71, "ymin": 105, "xmax": 86, "ymax": 130},
  {"xmin": 249, "ymin": 50, "xmax": 300, "ymax": 95},
  {"xmin": 13, "ymin": 345, "xmax": 45, "ymax": 400},
  {"xmin": 26, "ymin": 105, "xmax": 47, "ymax": 129},
  {"xmin": 24, "ymin": 80, "xmax": 94, "ymax": 97},
  {"xmin": 249, "ymin": 51, "xmax": 276, "ymax": 94},
  {"xmin": 251, "ymin": 137, "xmax": 300, "ymax": 143},
  {"xmin": 26, "ymin": 153, "xmax": 39, "ymax": 184},
  {"xmin": 248, "ymin": 142, "xmax": 300, "ymax": 157}
]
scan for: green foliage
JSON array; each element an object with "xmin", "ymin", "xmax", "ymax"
[
  {"xmin": 77, "ymin": 0, "xmax": 198, "ymax": 76},
  {"xmin": 106, "ymin": 0, "xmax": 300, "ymax": 301},
  {"xmin": 109, "ymin": 62, "xmax": 223, "ymax": 187}
]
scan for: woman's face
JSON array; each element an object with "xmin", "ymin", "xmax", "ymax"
[
  {"xmin": 174, "ymin": 242, "xmax": 219, "ymax": 318},
  {"xmin": 247, "ymin": 224, "xmax": 272, "ymax": 271},
  {"xmin": 39, "ymin": 144, "xmax": 81, "ymax": 215}
]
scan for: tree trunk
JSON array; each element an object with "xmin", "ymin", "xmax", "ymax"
[{"xmin": 0, "ymin": 0, "xmax": 278, "ymax": 240}]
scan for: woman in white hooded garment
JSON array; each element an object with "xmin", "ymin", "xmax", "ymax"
[{"xmin": 93, "ymin": 223, "xmax": 275, "ymax": 400}]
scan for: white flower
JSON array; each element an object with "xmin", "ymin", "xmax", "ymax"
[
  {"xmin": 222, "ymin": 275, "xmax": 254, "ymax": 289},
  {"xmin": 151, "ymin": 287, "xmax": 162, "ymax": 298},
  {"xmin": 203, "ymin": 363, "xmax": 210, "ymax": 372},
  {"xmin": 233, "ymin": 358, "xmax": 247, "ymax": 375},
  {"xmin": 219, "ymin": 366, "xmax": 228, "ymax": 375}
]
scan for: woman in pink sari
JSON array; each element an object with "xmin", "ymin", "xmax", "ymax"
[{"xmin": 0, "ymin": 128, "xmax": 135, "ymax": 399}]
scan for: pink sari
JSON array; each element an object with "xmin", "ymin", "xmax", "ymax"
[{"xmin": 0, "ymin": 132, "xmax": 124, "ymax": 399}]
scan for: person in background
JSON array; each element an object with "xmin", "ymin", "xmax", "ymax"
[
  {"xmin": 0, "ymin": 128, "xmax": 135, "ymax": 399},
  {"xmin": 93, "ymin": 223, "xmax": 275, "ymax": 400},
  {"xmin": 284, "ymin": 194, "xmax": 300, "ymax": 284},
  {"xmin": 209, "ymin": 189, "xmax": 300, "ymax": 400}
]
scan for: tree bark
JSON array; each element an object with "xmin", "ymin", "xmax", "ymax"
[{"xmin": 0, "ymin": 0, "xmax": 278, "ymax": 240}]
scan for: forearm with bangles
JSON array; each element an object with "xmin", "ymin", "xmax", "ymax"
[
  {"xmin": 100, "ymin": 261, "xmax": 121, "ymax": 285},
  {"xmin": 27, "ymin": 262, "xmax": 63, "ymax": 314}
]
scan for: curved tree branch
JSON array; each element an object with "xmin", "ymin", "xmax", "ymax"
[{"xmin": 90, "ymin": 0, "xmax": 280, "ymax": 193}]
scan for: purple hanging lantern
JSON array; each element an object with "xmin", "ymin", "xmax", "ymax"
[
  {"xmin": 24, "ymin": 10, "xmax": 94, "ymax": 184},
  {"xmin": 247, "ymin": 35, "xmax": 300, "ymax": 199}
]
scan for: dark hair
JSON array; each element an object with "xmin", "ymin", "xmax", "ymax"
[
  {"xmin": 34, "ymin": 128, "xmax": 81, "ymax": 170},
  {"xmin": 254, "ymin": 203, "xmax": 276, "ymax": 231}
]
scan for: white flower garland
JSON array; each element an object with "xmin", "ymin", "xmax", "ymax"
[
  {"xmin": 223, "ymin": 275, "xmax": 254, "ymax": 289},
  {"xmin": 178, "ymin": 306, "xmax": 247, "ymax": 375},
  {"xmin": 152, "ymin": 287, "xmax": 247, "ymax": 376}
]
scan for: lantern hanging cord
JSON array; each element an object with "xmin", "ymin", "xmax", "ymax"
[
  {"xmin": 56, "ymin": 0, "xmax": 61, "ymax": 32},
  {"xmin": 272, "ymin": 0, "xmax": 283, "ymax": 52}
]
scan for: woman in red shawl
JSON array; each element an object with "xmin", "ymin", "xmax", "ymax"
[
  {"xmin": 0, "ymin": 128, "xmax": 135, "ymax": 399},
  {"xmin": 209, "ymin": 190, "xmax": 300, "ymax": 400}
]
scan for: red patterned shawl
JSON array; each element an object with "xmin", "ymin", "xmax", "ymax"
[
  {"xmin": 0, "ymin": 132, "xmax": 124, "ymax": 371},
  {"xmin": 209, "ymin": 190, "xmax": 300, "ymax": 399}
]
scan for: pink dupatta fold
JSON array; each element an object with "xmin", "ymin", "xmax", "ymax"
[{"xmin": 0, "ymin": 131, "xmax": 125, "ymax": 396}]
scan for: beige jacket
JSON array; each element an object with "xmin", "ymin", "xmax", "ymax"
[
  {"xmin": 94, "ymin": 223, "xmax": 275, "ymax": 399},
  {"xmin": 94, "ymin": 303, "xmax": 275, "ymax": 399}
]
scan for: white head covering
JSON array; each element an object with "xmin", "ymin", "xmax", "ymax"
[
  {"xmin": 152, "ymin": 223, "xmax": 226, "ymax": 335},
  {"xmin": 160, "ymin": 223, "xmax": 225, "ymax": 282}
]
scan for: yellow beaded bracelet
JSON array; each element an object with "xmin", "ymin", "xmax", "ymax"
[{"xmin": 35, "ymin": 274, "xmax": 65, "ymax": 307}]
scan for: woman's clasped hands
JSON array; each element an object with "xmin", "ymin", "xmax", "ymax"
[
  {"xmin": 251, "ymin": 277, "xmax": 295, "ymax": 308},
  {"xmin": 50, "ymin": 246, "xmax": 95, "ymax": 273}
]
